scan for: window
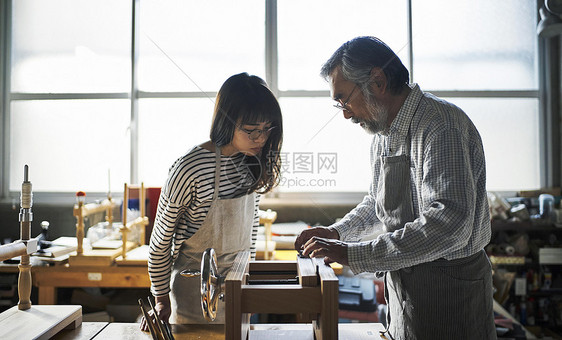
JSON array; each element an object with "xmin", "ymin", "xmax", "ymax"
[{"xmin": 1, "ymin": 0, "xmax": 540, "ymax": 201}]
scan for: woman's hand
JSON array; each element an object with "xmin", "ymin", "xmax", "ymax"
[{"xmin": 140, "ymin": 294, "xmax": 172, "ymax": 332}]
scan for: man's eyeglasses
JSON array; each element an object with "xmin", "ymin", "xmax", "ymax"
[
  {"xmin": 334, "ymin": 83, "xmax": 359, "ymax": 111},
  {"xmin": 238, "ymin": 126, "xmax": 276, "ymax": 141}
]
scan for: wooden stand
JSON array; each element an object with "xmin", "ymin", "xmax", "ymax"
[
  {"xmin": 259, "ymin": 209, "xmax": 277, "ymax": 260},
  {"xmin": 225, "ymin": 252, "xmax": 338, "ymax": 340},
  {"xmin": 0, "ymin": 305, "xmax": 82, "ymax": 340},
  {"xmin": 0, "ymin": 165, "xmax": 82, "ymax": 339},
  {"xmin": 72, "ymin": 193, "xmax": 115, "ymax": 255},
  {"xmin": 69, "ymin": 183, "xmax": 149, "ymax": 266}
]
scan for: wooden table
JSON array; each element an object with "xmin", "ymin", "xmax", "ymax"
[
  {"xmin": 53, "ymin": 322, "xmax": 385, "ymax": 339},
  {"xmin": 32, "ymin": 264, "xmax": 150, "ymax": 305},
  {"xmin": 2, "ymin": 252, "xmax": 340, "ymax": 306}
]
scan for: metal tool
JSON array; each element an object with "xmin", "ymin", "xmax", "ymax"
[
  {"xmin": 162, "ymin": 319, "xmax": 175, "ymax": 340},
  {"xmin": 147, "ymin": 296, "xmax": 175, "ymax": 340},
  {"xmin": 138, "ymin": 298, "xmax": 159, "ymax": 340}
]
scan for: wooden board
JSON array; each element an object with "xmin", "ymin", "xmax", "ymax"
[
  {"xmin": 297, "ymin": 256, "xmax": 318, "ymax": 287},
  {"xmin": 51, "ymin": 322, "xmax": 109, "ymax": 340},
  {"xmin": 250, "ymin": 323, "xmax": 385, "ymax": 340},
  {"xmin": 68, "ymin": 242, "xmax": 136, "ymax": 266},
  {"xmin": 313, "ymin": 257, "xmax": 339, "ymax": 340},
  {"xmin": 60, "ymin": 323, "xmax": 225, "ymax": 340},
  {"xmin": 171, "ymin": 324, "xmax": 225, "ymax": 340},
  {"xmin": 225, "ymin": 251, "xmax": 251, "ymax": 340},
  {"xmin": 33, "ymin": 264, "xmax": 150, "ymax": 288},
  {"xmin": 0, "ymin": 305, "xmax": 82, "ymax": 340},
  {"xmin": 93, "ymin": 322, "xmax": 152, "ymax": 339},
  {"xmin": 275, "ymin": 250, "xmax": 343, "ymax": 275},
  {"xmin": 115, "ymin": 245, "xmax": 149, "ymax": 266},
  {"xmin": 241, "ymin": 286, "xmax": 321, "ymax": 314}
]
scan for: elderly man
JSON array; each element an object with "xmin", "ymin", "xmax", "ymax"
[{"xmin": 295, "ymin": 36, "xmax": 496, "ymax": 340}]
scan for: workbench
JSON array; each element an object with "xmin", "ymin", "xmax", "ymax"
[
  {"xmin": 2, "ymin": 251, "xmax": 341, "ymax": 306},
  {"xmin": 51, "ymin": 322, "xmax": 385, "ymax": 340},
  {"xmin": 32, "ymin": 264, "xmax": 150, "ymax": 305},
  {"xmin": 0, "ymin": 262, "xmax": 150, "ymax": 305}
]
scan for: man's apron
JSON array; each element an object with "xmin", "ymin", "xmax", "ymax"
[
  {"xmin": 169, "ymin": 146, "xmax": 255, "ymax": 324},
  {"xmin": 376, "ymin": 132, "xmax": 496, "ymax": 340}
]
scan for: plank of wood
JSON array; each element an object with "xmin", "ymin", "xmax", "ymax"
[
  {"xmin": 51, "ymin": 321, "xmax": 109, "ymax": 340},
  {"xmin": 0, "ymin": 305, "xmax": 82, "ymax": 340},
  {"xmin": 225, "ymin": 251, "xmax": 250, "ymax": 340},
  {"xmin": 172, "ymin": 324, "xmax": 225, "ymax": 340},
  {"xmin": 93, "ymin": 322, "xmax": 152, "ymax": 339},
  {"xmin": 115, "ymin": 245, "xmax": 149, "ymax": 266},
  {"xmin": 241, "ymin": 285, "xmax": 321, "ymax": 314},
  {"xmin": 250, "ymin": 323, "xmax": 385, "ymax": 340},
  {"xmin": 247, "ymin": 260, "xmax": 297, "ymax": 281},
  {"xmin": 313, "ymin": 257, "xmax": 339, "ymax": 340},
  {"xmin": 33, "ymin": 264, "xmax": 150, "ymax": 288},
  {"xmin": 297, "ymin": 256, "xmax": 317, "ymax": 287},
  {"xmin": 68, "ymin": 242, "xmax": 137, "ymax": 266},
  {"xmin": 249, "ymin": 260, "xmax": 296, "ymax": 272},
  {"xmin": 274, "ymin": 250, "xmax": 343, "ymax": 275},
  {"xmin": 75, "ymin": 323, "xmax": 225, "ymax": 340}
]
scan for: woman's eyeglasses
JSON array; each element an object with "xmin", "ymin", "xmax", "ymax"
[
  {"xmin": 333, "ymin": 83, "xmax": 358, "ymax": 111},
  {"xmin": 238, "ymin": 126, "xmax": 276, "ymax": 141}
]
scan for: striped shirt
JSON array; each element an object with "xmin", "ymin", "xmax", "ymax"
[
  {"xmin": 332, "ymin": 84, "xmax": 491, "ymax": 275},
  {"xmin": 148, "ymin": 146, "xmax": 260, "ymax": 296}
]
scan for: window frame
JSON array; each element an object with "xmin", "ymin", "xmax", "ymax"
[{"xmin": 0, "ymin": 0, "xmax": 546, "ymax": 205}]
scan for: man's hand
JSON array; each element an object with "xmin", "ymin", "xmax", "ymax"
[
  {"xmin": 140, "ymin": 294, "xmax": 171, "ymax": 332},
  {"xmin": 302, "ymin": 236, "xmax": 349, "ymax": 266},
  {"xmin": 294, "ymin": 226, "xmax": 347, "ymax": 266},
  {"xmin": 294, "ymin": 226, "xmax": 339, "ymax": 250}
]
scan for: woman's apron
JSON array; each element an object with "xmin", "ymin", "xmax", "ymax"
[
  {"xmin": 376, "ymin": 130, "xmax": 496, "ymax": 340},
  {"xmin": 169, "ymin": 146, "xmax": 255, "ymax": 324}
]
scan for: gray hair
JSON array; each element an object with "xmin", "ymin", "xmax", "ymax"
[{"xmin": 320, "ymin": 36, "xmax": 409, "ymax": 95}]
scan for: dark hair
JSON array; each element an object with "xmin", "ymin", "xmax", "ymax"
[
  {"xmin": 210, "ymin": 72, "xmax": 283, "ymax": 194},
  {"xmin": 320, "ymin": 36, "xmax": 409, "ymax": 95}
]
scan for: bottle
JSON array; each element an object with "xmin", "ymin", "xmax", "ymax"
[{"xmin": 539, "ymin": 194, "xmax": 555, "ymax": 221}]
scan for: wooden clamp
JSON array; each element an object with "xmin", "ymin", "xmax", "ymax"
[
  {"xmin": 73, "ymin": 191, "xmax": 115, "ymax": 255},
  {"xmin": 225, "ymin": 253, "xmax": 338, "ymax": 340}
]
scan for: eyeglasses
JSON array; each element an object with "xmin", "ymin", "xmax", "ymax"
[
  {"xmin": 238, "ymin": 126, "xmax": 276, "ymax": 141},
  {"xmin": 333, "ymin": 83, "xmax": 358, "ymax": 111}
]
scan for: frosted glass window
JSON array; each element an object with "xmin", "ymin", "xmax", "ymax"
[
  {"xmin": 279, "ymin": 98, "xmax": 373, "ymax": 192},
  {"xmin": 11, "ymin": 0, "xmax": 131, "ymax": 93},
  {"xmin": 138, "ymin": 98, "xmax": 215, "ymax": 187},
  {"xmin": 139, "ymin": 0, "xmax": 265, "ymax": 92},
  {"xmin": 412, "ymin": 0, "xmax": 538, "ymax": 90},
  {"xmin": 446, "ymin": 98, "xmax": 540, "ymax": 191},
  {"xmin": 10, "ymin": 100, "xmax": 131, "ymax": 192},
  {"xmin": 278, "ymin": 0, "xmax": 408, "ymax": 91}
]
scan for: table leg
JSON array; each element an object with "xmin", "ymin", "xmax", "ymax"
[{"xmin": 38, "ymin": 286, "xmax": 56, "ymax": 305}]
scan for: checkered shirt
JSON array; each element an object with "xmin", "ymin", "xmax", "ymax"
[{"xmin": 331, "ymin": 84, "xmax": 491, "ymax": 275}]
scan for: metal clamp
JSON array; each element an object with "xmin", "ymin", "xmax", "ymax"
[{"xmin": 180, "ymin": 248, "xmax": 225, "ymax": 322}]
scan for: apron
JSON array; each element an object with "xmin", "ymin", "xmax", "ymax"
[
  {"xmin": 376, "ymin": 128, "xmax": 496, "ymax": 340},
  {"xmin": 169, "ymin": 146, "xmax": 255, "ymax": 324}
]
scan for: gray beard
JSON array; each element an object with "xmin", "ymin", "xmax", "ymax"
[{"xmin": 352, "ymin": 94, "xmax": 389, "ymax": 135}]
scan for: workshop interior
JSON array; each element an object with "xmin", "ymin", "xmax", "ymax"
[{"xmin": 1, "ymin": 0, "xmax": 562, "ymax": 339}]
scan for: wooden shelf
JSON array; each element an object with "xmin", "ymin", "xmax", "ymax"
[{"xmin": 491, "ymin": 220, "xmax": 560, "ymax": 232}]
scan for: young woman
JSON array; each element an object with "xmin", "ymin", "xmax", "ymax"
[{"xmin": 141, "ymin": 73, "xmax": 283, "ymax": 328}]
